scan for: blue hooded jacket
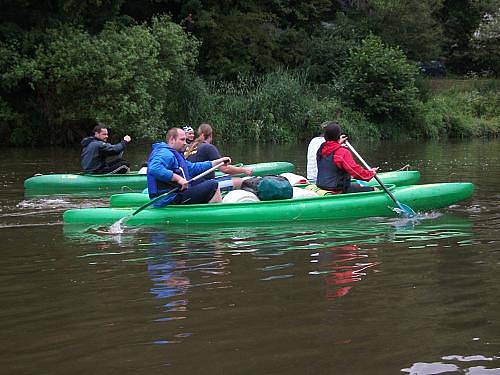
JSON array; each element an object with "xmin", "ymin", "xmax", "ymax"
[{"xmin": 146, "ymin": 142, "xmax": 212, "ymax": 207}]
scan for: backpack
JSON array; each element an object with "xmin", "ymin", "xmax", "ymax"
[{"xmin": 241, "ymin": 175, "xmax": 293, "ymax": 201}]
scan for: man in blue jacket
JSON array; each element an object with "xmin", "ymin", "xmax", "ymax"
[
  {"xmin": 81, "ymin": 124, "xmax": 132, "ymax": 174},
  {"xmin": 147, "ymin": 127, "xmax": 230, "ymax": 207}
]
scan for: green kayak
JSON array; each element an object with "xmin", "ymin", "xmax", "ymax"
[
  {"xmin": 24, "ymin": 161, "xmax": 294, "ymax": 196},
  {"xmin": 63, "ymin": 182, "xmax": 474, "ymax": 226},
  {"xmin": 109, "ymin": 170, "xmax": 421, "ymax": 208}
]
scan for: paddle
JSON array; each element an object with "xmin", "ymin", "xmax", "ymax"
[
  {"xmin": 344, "ymin": 141, "xmax": 416, "ymax": 217},
  {"xmin": 108, "ymin": 160, "xmax": 229, "ymax": 233},
  {"xmin": 131, "ymin": 160, "xmax": 227, "ymax": 217}
]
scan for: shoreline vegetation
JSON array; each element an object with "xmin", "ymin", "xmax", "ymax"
[{"xmin": 1, "ymin": 2, "xmax": 498, "ymax": 146}]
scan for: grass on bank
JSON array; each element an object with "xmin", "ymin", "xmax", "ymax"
[
  {"xmin": 418, "ymin": 78, "xmax": 500, "ymax": 138},
  {"xmin": 168, "ymin": 73, "xmax": 499, "ymax": 143}
]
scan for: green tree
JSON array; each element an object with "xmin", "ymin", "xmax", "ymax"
[
  {"xmin": 195, "ymin": 10, "xmax": 278, "ymax": 80},
  {"xmin": 342, "ymin": 0, "xmax": 445, "ymax": 61},
  {"xmin": 0, "ymin": 0, "xmax": 125, "ymax": 36},
  {"xmin": 3, "ymin": 15, "xmax": 198, "ymax": 145},
  {"xmin": 303, "ymin": 13, "xmax": 368, "ymax": 83},
  {"xmin": 437, "ymin": 0, "xmax": 499, "ymax": 73},
  {"xmin": 263, "ymin": 0, "xmax": 337, "ymax": 31},
  {"xmin": 470, "ymin": 7, "xmax": 500, "ymax": 74},
  {"xmin": 339, "ymin": 34, "xmax": 420, "ymax": 123}
]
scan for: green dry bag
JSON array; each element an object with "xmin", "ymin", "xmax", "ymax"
[{"xmin": 241, "ymin": 175, "xmax": 293, "ymax": 201}]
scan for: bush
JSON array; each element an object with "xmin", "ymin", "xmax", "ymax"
[
  {"xmin": 205, "ymin": 71, "xmax": 311, "ymax": 142},
  {"xmin": 163, "ymin": 69, "xmax": 380, "ymax": 143},
  {"xmin": 304, "ymin": 14, "xmax": 368, "ymax": 84},
  {"xmin": 338, "ymin": 35, "xmax": 421, "ymax": 124}
]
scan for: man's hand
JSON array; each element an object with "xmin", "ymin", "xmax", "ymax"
[
  {"xmin": 213, "ymin": 157, "xmax": 231, "ymax": 166},
  {"xmin": 123, "ymin": 135, "xmax": 131, "ymax": 143},
  {"xmin": 172, "ymin": 174, "xmax": 189, "ymax": 191},
  {"xmin": 242, "ymin": 167, "xmax": 253, "ymax": 176},
  {"xmin": 339, "ymin": 134, "xmax": 348, "ymax": 144}
]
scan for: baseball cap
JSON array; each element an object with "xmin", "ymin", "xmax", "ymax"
[{"xmin": 182, "ymin": 125, "xmax": 194, "ymax": 133}]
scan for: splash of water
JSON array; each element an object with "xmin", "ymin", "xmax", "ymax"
[
  {"xmin": 389, "ymin": 210, "xmax": 443, "ymax": 229},
  {"xmin": 17, "ymin": 198, "xmax": 69, "ymax": 209},
  {"xmin": 109, "ymin": 216, "xmax": 130, "ymax": 234}
]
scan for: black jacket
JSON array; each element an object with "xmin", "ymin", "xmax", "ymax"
[{"xmin": 80, "ymin": 137, "xmax": 128, "ymax": 172}]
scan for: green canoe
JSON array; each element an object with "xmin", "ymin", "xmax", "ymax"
[
  {"xmin": 24, "ymin": 161, "xmax": 294, "ymax": 196},
  {"xmin": 109, "ymin": 170, "xmax": 421, "ymax": 208},
  {"xmin": 63, "ymin": 182, "xmax": 474, "ymax": 226}
]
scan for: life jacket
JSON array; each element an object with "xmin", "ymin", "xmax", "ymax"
[
  {"xmin": 147, "ymin": 145, "xmax": 191, "ymax": 198},
  {"xmin": 316, "ymin": 144, "xmax": 351, "ymax": 192}
]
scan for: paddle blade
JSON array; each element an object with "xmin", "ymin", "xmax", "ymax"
[
  {"xmin": 395, "ymin": 202, "xmax": 416, "ymax": 217},
  {"xmin": 109, "ymin": 216, "xmax": 129, "ymax": 233}
]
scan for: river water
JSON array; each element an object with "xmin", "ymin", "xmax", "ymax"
[{"xmin": 1, "ymin": 139, "xmax": 499, "ymax": 375}]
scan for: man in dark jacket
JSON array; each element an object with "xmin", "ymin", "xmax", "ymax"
[{"xmin": 81, "ymin": 124, "xmax": 132, "ymax": 174}]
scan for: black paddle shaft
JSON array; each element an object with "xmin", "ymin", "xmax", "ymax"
[{"xmin": 344, "ymin": 141, "xmax": 400, "ymax": 206}]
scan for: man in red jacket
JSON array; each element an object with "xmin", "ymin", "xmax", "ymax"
[{"xmin": 316, "ymin": 122, "xmax": 378, "ymax": 193}]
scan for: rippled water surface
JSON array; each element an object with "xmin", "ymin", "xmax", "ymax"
[{"xmin": 1, "ymin": 139, "xmax": 499, "ymax": 375}]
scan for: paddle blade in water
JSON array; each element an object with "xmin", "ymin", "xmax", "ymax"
[
  {"xmin": 394, "ymin": 202, "xmax": 416, "ymax": 217},
  {"xmin": 109, "ymin": 216, "xmax": 129, "ymax": 234}
]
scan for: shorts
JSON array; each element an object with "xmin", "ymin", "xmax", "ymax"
[
  {"xmin": 172, "ymin": 179, "xmax": 218, "ymax": 205},
  {"xmin": 215, "ymin": 176, "xmax": 235, "ymax": 191},
  {"xmin": 344, "ymin": 183, "xmax": 375, "ymax": 193},
  {"xmin": 316, "ymin": 182, "xmax": 375, "ymax": 194}
]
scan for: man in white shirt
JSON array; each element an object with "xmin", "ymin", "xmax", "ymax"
[{"xmin": 306, "ymin": 121, "xmax": 328, "ymax": 183}]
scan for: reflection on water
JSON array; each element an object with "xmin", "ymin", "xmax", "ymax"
[
  {"xmin": 65, "ymin": 213, "xmax": 475, "ymax": 252},
  {"xmin": 67, "ymin": 216, "xmax": 474, "ymax": 300},
  {"xmin": 402, "ymin": 354, "xmax": 500, "ymax": 374},
  {"xmin": 63, "ymin": 214, "xmax": 482, "ymax": 358},
  {"xmin": 311, "ymin": 244, "xmax": 379, "ymax": 300}
]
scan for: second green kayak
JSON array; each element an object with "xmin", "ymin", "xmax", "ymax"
[
  {"xmin": 109, "ymin": 170, "xmax": 421, "ymax": 208},
  {"xmin": 24, "ymin": 161, "xmax": 295, "ymax": 196}
]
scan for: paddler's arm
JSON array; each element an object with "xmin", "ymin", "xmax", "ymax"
[
  {"xmin": 335, "ymin": 149, "xmax": 378, "ymax": 181},
  {"xmin": 219, "ymin": 164, "xmax": 252, "ymax": 176},
  {"xmin": 99, "ymin": 135, "xmax": 131, "ymax": 155},
  {"xmin": 171, "ymin": 173, "xmax": 189, "ymax": 191}
]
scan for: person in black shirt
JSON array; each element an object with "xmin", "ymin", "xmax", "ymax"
[{"xmin": 185, "ymin": 123, "xmax": 252, "ymax": 189}]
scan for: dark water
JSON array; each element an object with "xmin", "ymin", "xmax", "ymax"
[{"xmin": 1, "ymin": 139, "xmax": 499, "ymax": 375}]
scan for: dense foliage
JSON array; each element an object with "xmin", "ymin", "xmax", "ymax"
[
  {"xmin": 0, "ymin": 0, "xmax": 499, "ymax": 145},
  {"xmin": 338, "ymin": 35, "xmax": 420, "ymax": 123},
  {"xmin": 1, "ymin": 15, "xmax": 198, "ymax": 145}
]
